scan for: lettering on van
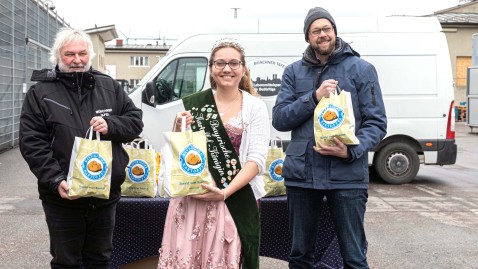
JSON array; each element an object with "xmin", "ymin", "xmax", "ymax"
[{"xmin": 248, "ymin": 59, "xmax": 286, "ymax": 96}]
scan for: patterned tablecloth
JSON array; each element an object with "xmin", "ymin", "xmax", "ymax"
[{"xmin": 111, "ymin": 196, "xmax": 343, "ymax": 269}]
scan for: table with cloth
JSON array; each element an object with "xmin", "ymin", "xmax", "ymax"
[{"xmin": 111, "ymin": 196, "xmax": 343, "ymax": 269}]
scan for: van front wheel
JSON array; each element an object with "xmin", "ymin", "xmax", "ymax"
[{"xmin": 374, "ymin": 143, "xmax": 419, "ymax": 184}]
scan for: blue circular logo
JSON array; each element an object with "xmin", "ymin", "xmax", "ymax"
[
  {"xmin": 268, "ymin": 159, "xmax": 284, "ymax": 182},
  {"xmin": 81, "ymin": 152, "xmax": 108, "ymax": 182},
  {"xmin": 179, "ymin": 144, "xmax": 206, "ymax": 176},
  {"xmin": 318, "ymin": 104, "xmax": 345, "ymax": 130},
  {"xmin": 127, "ymin": 159, "xmax": 150, "ymax": 183}
]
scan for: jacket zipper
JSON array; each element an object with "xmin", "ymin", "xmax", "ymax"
[
  {"xmin": 370, "ymin": 81, "xmax": 376, "ymax": 106},
  {"xmin": 43, "ymin": 98, "xmax": 73, "ymax": 115}
]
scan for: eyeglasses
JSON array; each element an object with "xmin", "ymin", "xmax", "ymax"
[
  {"xmin": 309, "ymin": 26, "xmax": 334, "ymax": 37},
  {"xmin": 212, "ymin": 60, "xmax": 243, "ymax": 70}
]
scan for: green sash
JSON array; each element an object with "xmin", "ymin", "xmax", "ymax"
[{"xmin": 183, "ymin": 89, "xmax": 260, "ymax": 269}]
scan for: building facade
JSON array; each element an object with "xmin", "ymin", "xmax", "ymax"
[
  {"xmin": 105, "ymin": 39, "xmax": 171, "ymax": 91},
  {"xmin": 432, "ymin": 0, "xmax": 478, "ymax": 104},
  {"xmin": 84, "ymin": 25, "xmax": 119, "ymax": 73}
]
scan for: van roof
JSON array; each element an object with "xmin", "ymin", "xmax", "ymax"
[{"xmin": 187, "ymin": 16, "xmax": 442, "ymax": 35}]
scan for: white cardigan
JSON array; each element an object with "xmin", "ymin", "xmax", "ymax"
[
  {"xmin": 178, "ymin": 90, "xmax": 271, "ymax": 199},
  {"xmin": 238, "ymin": 90, "xmax": 271, "ymax": 199}
]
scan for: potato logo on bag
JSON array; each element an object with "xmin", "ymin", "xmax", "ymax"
[
  {"xmin": 132, "ymin": 166, "xmax": 144, "ymax": 176},
  {"xmin": 318, "ymin": 104, "xmax": 345, "ymax": 129},
  {"xmin": 274, "ymin": 165, "xmax": 283, "ymax": 176},
  {"xmin": 87, "ymin": 160, "xmax": 102, "ymax": 172},
  {"xmin": 268, "ymin": 159, "xmax": 284, "ymax": 182},
  {"xmin": 322, "ymin": 109, "xmax": 338, "ymax": 121},
  {"xmin": 179, "ymin": 144, "xmax": 206, "ymax": 176},
  {"xmin": 126, "ymin": 159, "xmax": 150, "ymax": 183},
  {"xmin": 81, "ymin": 153, "xmax": 108, "ymax": 181},
  {"xmin": 186, "ymin": 153, "xmax": 202, "ymax": 165}
]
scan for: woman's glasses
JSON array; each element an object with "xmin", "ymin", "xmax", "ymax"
[{"xmin": 212, "ymin": 60, "xmax": 243, "ymax": 70}]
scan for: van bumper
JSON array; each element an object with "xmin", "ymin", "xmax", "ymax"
[
  {"xmin": 419, "ymin": 139, "xmax": 457, "ymax": 165},
  {"xmin": 437, "ymin": 139, "xmax": 457, "ymax": 164}
]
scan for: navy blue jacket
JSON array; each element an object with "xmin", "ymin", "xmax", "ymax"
[{"xmin": 272, "ymin": 38, "xmax": 387, "ymax": 189}]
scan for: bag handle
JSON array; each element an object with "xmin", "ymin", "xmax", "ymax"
[
  {"xmin": 181, "ymin": 116, "xmax": 186, "ymax": 132},
  {"xmin": 270, "ymin": 136, "xmax": 283, "ymax": 149},
  {"xmin": 327, "ymin": 84, "xmax": 342, "ymax": 105},
  {"xmin": 85, "ymin": 126, "xmax": 100, "ymax": 141},
  {"xmin": 131, "ymin": 138, "xmax": 153, "ymax": 149},
  {"xmin": 172, "ymin": 115, "xmax": 187, "ymax": 133},
  {"xmin": 336, "ymin": 84, "xmax": 342, "ymax": 94}
]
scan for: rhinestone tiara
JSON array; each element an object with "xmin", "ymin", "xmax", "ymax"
[{"xmin": 211, "ymin": 37, "xmax": 245, "ymax": 53}]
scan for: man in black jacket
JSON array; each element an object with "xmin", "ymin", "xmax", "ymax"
[{"xmin": 19, "ymin": 28, "xmax": 143, "ymax": 269}]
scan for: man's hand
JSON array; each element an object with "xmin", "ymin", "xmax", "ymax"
[
  {"xmin": 90, "ymin": 116, "xmax": 109, "ymax": 135},
  {"xmin": 57, "ymin": 180, "xmax": 79, "ymax": 200},
  {"xmin": 315, "ymin": 79, "xmax": 338, "ymax": 101},
  {"xmin": 313, "ymin": 137, "xmax": 349, "ymax": 159}
]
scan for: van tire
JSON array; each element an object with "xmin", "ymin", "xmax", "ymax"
[{"xmin": 374, "ymin": 143, "xmax": 419, "ymax": 184}]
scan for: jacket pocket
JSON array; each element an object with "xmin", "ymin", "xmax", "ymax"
[
  {"xmin": 282, "ymin": 140, "xmax": 308, "ymax": 180},
  {"xmin": 329, "ymin": 157, "xmax": 366, "ymax": 182}
]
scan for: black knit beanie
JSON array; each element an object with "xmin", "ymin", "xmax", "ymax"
[{"xmin": 303, "ymin": 7, "xmax": 337, "ymax": 41}]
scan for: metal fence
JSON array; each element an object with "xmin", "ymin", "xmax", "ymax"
[{"xmin": 0, "ymin": 0, "xmax": 68, "ymax": 153}]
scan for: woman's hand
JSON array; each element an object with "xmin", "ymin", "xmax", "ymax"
[
  {"xmin": 190, "ymin": 183, "xmax": 227, "ymax": 201},
  {"xmin": 174, "ymin": 111, "xmax": 194, "ymax": 131}
]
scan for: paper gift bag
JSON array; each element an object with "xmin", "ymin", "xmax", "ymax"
[
  {"xmin": 263, "ymin": 137, "xmax": 286, "ymax": 197},
  {"xmin": 67, "ymin": 127, "xmax": 112, "ymax": 199},
  {"xmin": 155, "ymin": 151, "xmax": 166, "ymax": 197},
  {"xmin": 160, "ymin": 116, "xmax": 213, "ymax": 197},
  {"xmin": 314, "ymin": 86, "xmax": 359, "ymax": 149},
  {"xmin": 121, "ymin": 139, "xmax": 157, "ymax": 198}
]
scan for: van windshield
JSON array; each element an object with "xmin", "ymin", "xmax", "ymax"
[{"xmin": 141, "ymin": 57, "xmax": 208, "ymax": 107}]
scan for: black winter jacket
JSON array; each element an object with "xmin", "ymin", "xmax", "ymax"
[{"xmin": 19, "ymin": 67, "xmax": 143, "ymax": 207}]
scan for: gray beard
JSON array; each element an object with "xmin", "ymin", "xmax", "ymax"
[{"xmin": 58, "ymin": 61, "xmax": 90, "ymax": 72}]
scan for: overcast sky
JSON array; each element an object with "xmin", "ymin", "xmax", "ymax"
[{"xmin": 50, "ymin": 0, "xmax": 461, "ymax": 44}]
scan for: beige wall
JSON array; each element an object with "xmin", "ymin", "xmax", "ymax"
[
  {"xmin": 89, "ymin": 35, "xmax": 106, "ymax": 73},
  {"xmin": 443, "ymin": 27, "xmax": 476, "ymax": 104}
]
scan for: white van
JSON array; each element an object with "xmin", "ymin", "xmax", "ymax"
[{"xmin": 128, "ymin": 16, "xmax": 457, "ymax": 184}]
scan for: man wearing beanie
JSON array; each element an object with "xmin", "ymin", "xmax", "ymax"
[{"xmin": 272, "ymin": 7, "xmax": 387, "ymax": 269}]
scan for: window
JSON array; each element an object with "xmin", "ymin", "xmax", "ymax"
[
  {"xmin": 130, "ymin": 56, "xmax": 149, "ymax": 66},
  {"xmin": 142, "ymin": 57, "xmax": 208, "ymax": 106},
  {"xmin": 456, "ymin": 56, "xmax": 471, "ymax": 88},
  {"xmin": 129, "ymin": 79, "xmax": 141, "ymax": 88}
]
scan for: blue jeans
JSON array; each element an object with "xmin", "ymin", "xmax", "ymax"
[
  {"xmin": 42, "ymin": 200, "xmax": 117, "ymax": 269},
  {"xmin": 287, "ymin": 186, "xmax": 369, "ymax": 269}
]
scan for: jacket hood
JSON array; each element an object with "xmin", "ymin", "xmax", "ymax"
[
  {"xmin": 302, "ymin": 37, "xmax": 360, "ymax": 67},
  {"xmin": 30, "ymin": 66, "xmax": 97, "ymax": 91},
  {"xmin": 30, "ymin": 68, "xmax": 57, "ymax": 82}
]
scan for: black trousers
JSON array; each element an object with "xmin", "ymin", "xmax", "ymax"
[{"xmin": 42, "ymin": 200, "xmax": 117, "ymax": 269}]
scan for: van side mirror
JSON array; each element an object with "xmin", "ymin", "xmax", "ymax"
[{"xmin": 142, "ymin": 81, "xmax": 156, "ymax": 107}]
